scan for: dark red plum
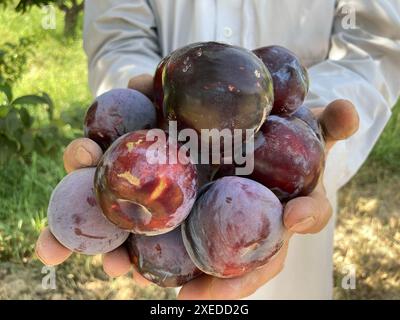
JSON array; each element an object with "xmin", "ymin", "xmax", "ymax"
[
  {"xmin": 153, "ymin": 54, "xmax": 170, "ymax": 115},
  {"xmin": 94, "ymin": 130, "xmax": 198, "ymax": 235},
  {"xmin": 293, "ymin": 105, "xmax": 324, "ymax": 141},
  {"xmin": 84, "ymin": 88, "xmax": 157, "ymax": 150},
  {"xmin": 250, "ymin": 115, "xmax": 324, "ymax": 201},
  {"xmin": 253, "ymin": 45, "xmax": 309, "ymax": 115},
  {"xmin": 47, "ymin": 168, "xmax": 129, "ymax": 255},
  {"xmin": 127, "ymin": 227, "xmax": 202, "ymax": 287},
  {"xmin": 163, "ymin": 42, "xmax": 274, "ymax": 149},
  {"xmin": 216, "ymin": 109, "xmax": 325, "ymax": 201},
  {"xmin": 182, "ymin": 177, "xmax": 285, "ymax": 278}
]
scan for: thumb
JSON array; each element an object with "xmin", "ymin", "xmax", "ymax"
[
  {"xmin": 127, "ymin": 73, "xmax": 154, "ymax": 100},
  {"xmin": 319, "ymin": 99, "xmax": 360, "ymax": 152},
  {"xmin": 63, "ymin": 138, "xmax": 103, "ymax": 173},
  {"xmin": 36, "ymin": 227, "xmax": 72, "ymax": 266}
]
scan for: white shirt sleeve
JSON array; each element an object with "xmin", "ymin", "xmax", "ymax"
[
  {"xmin": 83, "ymin": 0, "xmax": 161, "ymax": 97},
  {"xmin": 304, "ymin": 0, "xmax": 400, "ymax": 192}
]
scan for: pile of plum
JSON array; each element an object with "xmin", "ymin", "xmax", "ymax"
[{"xmin": 47, "ymin": 42, "xmax": 325, "ymax": 287}]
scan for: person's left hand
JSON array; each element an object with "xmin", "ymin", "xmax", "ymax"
[
  {"xmin": 177, "ymin": 99, "xmax": 359, "ymax": 299},
  {"xmin": 35, "ymin": 74, "xmax": 155, "ymax": 284}
]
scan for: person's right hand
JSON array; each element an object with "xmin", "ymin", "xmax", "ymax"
[{"xmin": 35, "ymin": 74, "xmax": 154, "ymax": 284}]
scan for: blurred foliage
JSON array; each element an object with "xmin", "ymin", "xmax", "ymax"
[
  {"xmin": 0, "ymin": 87, "xmax": 66, "ymax": 166},
  {"xmin": 369, "ymin": 100, "xmax": 400, "ymax": 174},
  {"xmin": 0, "ymin": 5, "xmax": 89, "ymax": 263},
  {"xmin": 0, "ymin": 37, "xmax": 33, "ymax": 84},
  {"xmin": 0, "ymin": 151, "xmax": 66, "ymax": 262},
  {"xmin": 0, "ymin": 0, "xmax": 84, "ymax": 37},
  {"xmin": 0, "ymin": 38, "xmax": 67, "ymax": 167}
]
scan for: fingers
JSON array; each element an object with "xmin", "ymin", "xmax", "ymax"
[
  {"xmin": 63, "ymin": 138, "xmax": 103, "ymax": 173},
  {"xmin": 102, "ymin": 246, "xmax": 131, "ymax": 278},
  {"xmin": 319, "ymin": 99, "xmax": 359, "ymax": 150},
  {"xmin": 132, "ymin": 269, "xmax": 153, "ymax": 287},
  {"xmin": 283, "ymin": 183, "xmax": 332, "ymax": 234},
  {"xmin": 35, "ymin": 227, "xmax": 72, "ymax": 266},
  {"xmin": 177, "ymin": 275, "xmax": 213, "ymax": 300},
  {"xmin": 102, "ymin": 246, "xmax": 152, "ymax": 287},
  {"xmin": 283, "ymin": 99, "xmax": 355, "ymax": 234},
  {"xmin": 178, "ymin": 241, "xmax": 290, "ymax": 300},
  {"xmin": 127, "ymin": 74, "xmax": 154, "ymax": 100}
]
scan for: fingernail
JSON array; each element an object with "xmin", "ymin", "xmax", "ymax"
[
  {"xmin": 289, "ymin": 216, "xmax": 316, "ymax": 233},
  {"xmin": 35, "ymin": 245, "xmax": 46, "ymax": 265},
  {"xmin": 133, "ymin": 271, "xmax": 151, "ymax": 288},
  {"xmin": 75, "ymin": 146, "xmax": 92, "ymax": 166}
]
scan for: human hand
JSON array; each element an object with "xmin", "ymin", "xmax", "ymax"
[
  {"xmin": 177, "ymin": 99, "xmax": 359, "ymax": 299},
  {"xmin": 35, "ymin": 74, "xmax": 155, "ymax": 283},
  {"xmin": 36, "ymin": 97, "xmax": 359, "ymax": 295}
]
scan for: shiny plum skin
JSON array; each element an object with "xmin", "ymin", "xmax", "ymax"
[
  {"xmin": 249, "ymin": 115, "xmax": 324, "ymax": 201},
  {"xmin": 253, "ymin": 45, "xmax": 309, "ymax": 115},
  {"xmin": 293, "ymin": 105, "xmax": 324, "ymax": 141},
  {"xmin": 126, "ymin": 227, "xmax": 202, "ymax": 287},
  {"xmin": 163, "ymin": 42, "xmax": 274, "ymax": 147},
  {"xmin": 182, "ymin": 177, "xmax": 285, "ymax": 278},
  {"xmin": 216, "ymin": 109, "xmax": 325, "ymax": 201},
  {"xmin": 153, "ymin": 55, "xmax": 170, "ymax": 115},
  {"xmin": 94, "ymin": 130, "xmax": 198, "ymax": 235},
  {"xmin": 47, "ymin": 168, "xmax": 129, "ymax": 255},
  {"xmin": 84, "ymin": 88, "xmax": 157, "ymax": 151},
  {"xmin": 215, "ymin": 113, "xmax": 325, "ymax": 201}
]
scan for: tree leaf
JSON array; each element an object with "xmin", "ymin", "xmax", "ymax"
[
  {"xmin": 20, "ymin": 131, "xmax": 34, "ymax": 155},
  {"xmin": 11, "ymin": 94, "xmax": 50, "ymax": 107},
  {"xmin": 0, "ymin": 82, "xmax": 12, "ymax": 103},
  {"xmin": 12, "ymin": 92, "xmax": 55, "ymax": 119},
  {"xmin": 34, "ymin": 135, "xmax": 47, "ymax": 153},
  {"xmin": 0, "ymin": 105, "xmax": 9, "ymax": 118},
  {"xmin": 4, "ymin": 109, "xmax": 22, "ymax": 136},
  {"xmin": 18, "ymin": 107, "xmax": 33, "ymax": 128},
  {"xmin": 41, "ymin": 92, "xmax": 54, "ymax": 120},
  {"xmin": 0, "ymin": 134, "xmax": 17, "ymax": 166}
]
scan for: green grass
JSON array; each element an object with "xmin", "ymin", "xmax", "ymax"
[
  {"xmin": 0, "ymin": 6, "xmax": 91, "ymax": 121},
  {"xmin": 0, "ymin": 6, "xmax": 89, "ymax": 262},
  {"xmin": 0, "ymin": 152, "xmax": 64, "ymax": 261},
  {"xmin": 368, "ymin": 100, "xmax": 400, "ymax": 174}
]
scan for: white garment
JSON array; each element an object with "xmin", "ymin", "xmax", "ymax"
[{"xmin": 83, "ymin": 0, "xmax": 400, "ymax": 299}]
